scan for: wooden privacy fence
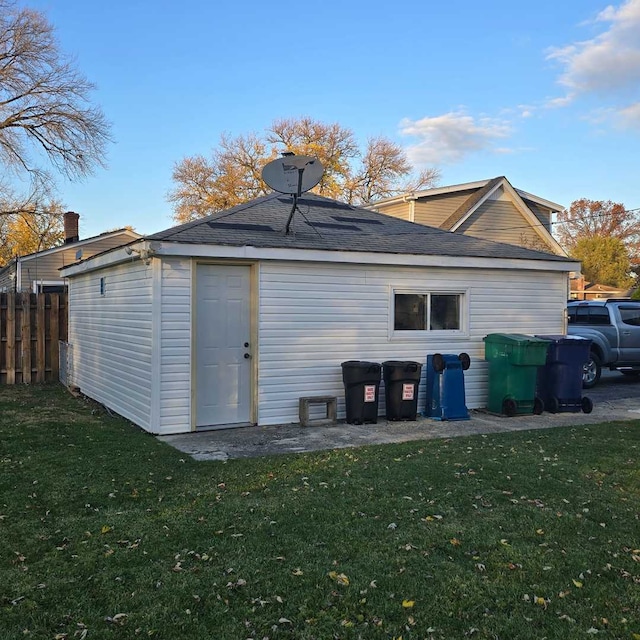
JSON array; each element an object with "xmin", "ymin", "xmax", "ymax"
[{"xmin": 0, "ymin": 293, "xmax": 68, "ymax": 384}]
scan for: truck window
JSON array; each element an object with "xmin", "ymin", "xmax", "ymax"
[
  {"xmin": 589, "ymin": 307, "xmax": 610, "ymax": 325},
  {"xmin": 619, "ymin": 307, "xmax": 640, "ymax": 326}
]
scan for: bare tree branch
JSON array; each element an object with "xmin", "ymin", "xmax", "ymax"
[{"xmin": 0, "ymin": 1, "xmax": 110, "ymax": 181}]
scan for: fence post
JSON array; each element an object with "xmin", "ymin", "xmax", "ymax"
[
  {"xmin": 50, "ymin": 294, "xmax": 60, "ymax": 380},
  {"xmin": 6, "ymin": 293, "xmax": 15, "ymax": 384},
  {"xmin": 21, "ymin": 293, "xmax": 31, "ymax": 383},
  {"xmin": 36, "ymin": 294, "xmax": 45, "ymax": 383}
]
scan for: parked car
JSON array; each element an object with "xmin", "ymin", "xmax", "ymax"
[{"xmin": 567, "ymin": 299, "xmax": 640, "ymax": 388}]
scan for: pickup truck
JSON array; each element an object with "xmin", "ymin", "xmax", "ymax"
[{"xmin": 567, "ymin": 299, "xmax": 640, "ymax": 388}]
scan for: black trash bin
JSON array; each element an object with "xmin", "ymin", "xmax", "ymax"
[
  {"xmin": 535, "ymin": 335, "xmax": 593, "ymax": 413},
  {"xmin": 341, "ymin": 361, "xmax": 382, "ymax": 424},
  {"xmin": 382, "ymin": 361, "xmax": 423, "ymax": 421}
]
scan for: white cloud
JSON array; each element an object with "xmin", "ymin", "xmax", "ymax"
[
  {"xmin": 617, "ymin": 101, "xmax": 640, "ymax": 126},
  {"xmin": 547, "ymin": 0, "xmax": 640, "ymax": 97},
  {"xmin": 399, "ymin": 111, "xmax": 512, "ymax": 165}
]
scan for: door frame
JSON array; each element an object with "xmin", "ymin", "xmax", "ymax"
[{"xmin": 190, "ymin": 259, "xmax": 259, "ymax": 430}]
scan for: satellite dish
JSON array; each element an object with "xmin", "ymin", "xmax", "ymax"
[{"xmin": 261, "ymin": 154, "xmax": 324, "ymax": 197}]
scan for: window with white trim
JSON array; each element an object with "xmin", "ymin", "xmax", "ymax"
[{"xmin": 393, "ymin": 291, "xmax": 464, "ymax": 332}]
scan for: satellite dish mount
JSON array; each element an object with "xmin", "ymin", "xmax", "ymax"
[{"xmin": 261, "ymin": 153, "xmax": 324, "ymax": 234}]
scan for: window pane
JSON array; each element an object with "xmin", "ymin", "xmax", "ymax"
[
  {"xmin": 430, "ymin": 294, "xmax": 460, "ymax": 330},
  {"xmin": 619, "ymin": 307, "xmax": 640, "ymax": 326},
  {"xmin": 394, "ymin": 294, "xmax": 426, "ymax": 330},
  {"xmin": 589, "ymin": 307, "xmax": 610, "ymax": 325}
]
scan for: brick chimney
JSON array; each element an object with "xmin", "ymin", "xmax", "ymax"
[{"xmin": 64, "ymin": 211, "xmax": 80, "ymax": 244}]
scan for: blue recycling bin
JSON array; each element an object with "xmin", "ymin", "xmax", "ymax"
[
  {"xmin": 425, "ymin": 353, "xmax": 470, "ymax": 421},
  {"xmin": 535, "ymin": 335, "xmax": 593, "ymax": 413}
]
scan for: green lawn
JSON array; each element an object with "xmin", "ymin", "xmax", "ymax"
[{"xmin": 1, "ymin": 385, "xmax": 639, "ymax": 640}]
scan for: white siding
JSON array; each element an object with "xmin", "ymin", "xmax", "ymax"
[
  {"xmin": 159, "ymin": 258, "xmax": 192, "ymax": 434},
  {"xmin": 68, "ymin": 261, "xmax": 154, "ymax": 429},
  {"xmin": 257, "ymin": 261, "xmax": 567, "ymax": 425}
]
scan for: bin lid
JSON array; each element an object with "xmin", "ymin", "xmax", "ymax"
[
  {"xmin": 382, "ymin": 360, "xmax": 422, "ymax": 367},
  {"xmin": 341, "ymin": 360, "xmax": 381, "ymax": 368},
  {"xmin": 535, "ymin": 334, "xmax": 591, "ymax": 344},
  {"xmin": 483, "ymin": 333, "xmax": 550, "ymax": 346}
]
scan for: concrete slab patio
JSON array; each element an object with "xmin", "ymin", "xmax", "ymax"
[{"xmin": 158, "ymin": 395, "xmax": 640, "ymax": 461}]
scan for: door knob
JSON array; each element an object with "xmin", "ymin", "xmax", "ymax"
[
  {"xmin": 244, "ymin": 353, "xmax": 251, "ymax": 359},
  {"xmin": 244, "ymin": 342, "xmax": 249, "ymax": 348}
]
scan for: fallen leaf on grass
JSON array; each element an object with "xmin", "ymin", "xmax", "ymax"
[
  {"xmin": 402, "ymin": 599, "xmax": 415, "ymax": 608},
  {"xmin": 328, "ymin": 571, "xmax": 349, "ymax": 586},
  {"xmin": 572, "ymin": 579, "xmax": 583, "ymax": 588},
  {"xmin": 105, "ymin": 613, "xmax": 127, "ymax": 626},
  {"xmin": 291, "ymin": 568, "xmax": 303, "ymax": 576}
]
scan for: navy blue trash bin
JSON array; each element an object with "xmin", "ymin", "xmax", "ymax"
[{"xmin": 535, "ymin": 335, "xmax": 593, "ymax": 413}]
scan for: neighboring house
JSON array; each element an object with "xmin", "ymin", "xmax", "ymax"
[
  {"xmin": 60, "ymin": 192, "xmax": 579, "ymax": 435},
  {"xmin": 0, "ymin": 212, "xmax": 141, "ymax": 293},
  {"xmin": 366, "ymin": 177, "xmax": 566, "ymax": 256},
  {"xmin": 569, "ymin": 275, "xmax": 634, "ymax": 300}
]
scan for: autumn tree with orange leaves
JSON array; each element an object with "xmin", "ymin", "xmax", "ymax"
[
  {"xmin": 555, "ymin": 198, "xmax": 640, "ymax": 286},
  {"xmin": 168, "ymin": 117, "xmax": 440, "ymax": 224}
]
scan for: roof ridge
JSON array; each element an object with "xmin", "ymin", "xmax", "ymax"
[{"xmin": 439, "ymin": 176, "xmax": 505, "ymax": 231}]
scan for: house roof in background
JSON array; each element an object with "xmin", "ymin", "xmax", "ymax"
[
  {"xmin": 17, "ymin": 228, "xmax": 141, "ymax": 262},
  {"xmin": 369, "ymin": 178, "xmax": 565, "ymax": 212},
  {"xmin": 147, "ymin": 192, "xmax": 573, "ymax": 263}
]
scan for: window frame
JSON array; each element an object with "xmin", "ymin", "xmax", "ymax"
[
  {"xmin": 32, "ymin": 280, "xmax": 68, "ymax": 294},
  {"xmin": 389, "ymin": 287, "xmax": 468, "ymax": 340}
]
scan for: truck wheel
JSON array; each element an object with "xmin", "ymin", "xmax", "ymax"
[{"xmin": 582, "ymin": 352, "xmax": 601, "ymax": 389}]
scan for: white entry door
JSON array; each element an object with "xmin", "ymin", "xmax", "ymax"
[{"xmin": 195, "ymin": 264, "xmax": 252, "ymax": 428}]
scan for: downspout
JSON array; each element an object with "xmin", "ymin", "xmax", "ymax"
[{"xmin": 15, "ymin": 256, "xmax": 21, "ymax": 293}]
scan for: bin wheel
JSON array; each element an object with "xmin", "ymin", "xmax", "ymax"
[
  {"xmin": 458, "ymin": 352, "xmax": 471, "ymax": 371},
  {"xmin": 432, "ymin": 353, "xmax": 445, "ymax": 372},
  {"xmin": 533, "ymin": 396, "xmax": 544, "ymax": 415},
  {"xmin": 502, "ymin": 398, "xmax": 517, "ymax": 417},
  {"xmin": 581, "ymin": 396, "xmax": 593, "ymax": 414},
  {"xmin": 547, "ymin": 396, "xmax": 560, "ymax": 413}
]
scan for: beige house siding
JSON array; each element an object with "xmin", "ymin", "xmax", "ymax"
[
  {"xmin": 457, "ymin": 200, "xmax": 555, "ymax": 252},
  {"xmin": 0, "ymin": 262, "xmax": 16, "ymax": 292},
  {"xmin": 377, "ymin": 202, "xmax": 413, "ymax": 221},
  {"xmin": 522, "ymin": 200, "xmax": 553, "ymax": 233},
  {"xmin": 17, "ymin": 232, "xmax": 138, "ymax": 292},
  {"xmin": 413, "ymin": 191, "xmax": 475, "ymax": 227}
]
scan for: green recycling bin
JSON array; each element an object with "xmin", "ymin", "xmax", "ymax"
[{"xmin": 483, "ymin": 334, "xmax": 550, "ymax": 416}]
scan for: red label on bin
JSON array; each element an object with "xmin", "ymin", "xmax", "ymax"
[
  {"xmin": 402, "ymin": 384, "xmax": 414, "ymax": 401},
  {"xmin": 364, "ymin": 385, "xmax": 376, "ymax": 402}
]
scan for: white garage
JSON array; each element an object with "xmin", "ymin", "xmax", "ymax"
[{"xmin": 61, "ymin": 193, "xmax": 578, "ymax": 434}]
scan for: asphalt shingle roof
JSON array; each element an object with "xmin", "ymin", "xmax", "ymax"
[{"xmin": 148, "ymin": 192, "xmax": 572, "ymax": 263}]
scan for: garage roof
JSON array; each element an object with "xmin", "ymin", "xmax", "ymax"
[{"xmin": 148, "ymin": 192, "xmax": 572, "ymax": 263}]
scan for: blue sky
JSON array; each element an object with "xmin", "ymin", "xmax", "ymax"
[{"xmin": 25, "ymin": 0, "xmax": 640, "ymax": 238}]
